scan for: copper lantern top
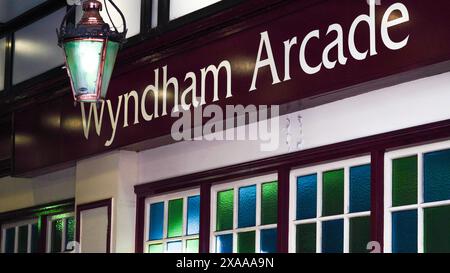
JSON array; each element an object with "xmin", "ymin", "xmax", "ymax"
[{"xmin": 78, "ymin": 0, "xmax": 105, "ymax": 26}]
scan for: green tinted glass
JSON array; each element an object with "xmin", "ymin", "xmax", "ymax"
[
  {"xmin": 322, "ymin": 169, "xmax": 344, "ymax": 216},
  {"xmin": 100, "ymin": 41, "xmax": 120, "ymax": 98},
  {"xmin": 296, "ymin": 223, "xmax": 316, "ymax": 253},
  {"xmin": 238, "ymin": 231, "xmax": 255, "ymax": 253},
  {"xmin": 186, "ymin": 239, "xmax": 199, "ymax": 253},
  {"xmin": 349, "ymin": 216, "xmax": 371, "ymax": 253},
  {"xmin": 261, "ymin": 181, "xmax": 278, "ymax": 225},
  {"xmin": 392, "ymin": 156, "xmax": 418, "ymax": 207},
  {"xmin": 148, "ymin": 243, "xmax": 164, "ymax": 253},
  {"xmin": 167, "ymin": 198, "xmax": 183, "ymax": 238},
  {"xmin": 424, "ymin": 205, "xmax": 450, "ymax": 253},
  {"xmin": 216, "ymin": 189, "xmax": 234, "ymax": 231},
  {"xmin": 64, "ymin": 40, "xmax": 103, "ymax": 99}
]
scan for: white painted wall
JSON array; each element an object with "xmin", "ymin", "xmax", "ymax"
[
  {"xmin": 138, "ymin": 72, "xmax": 450, "ymax": 184},
  {"xmin": 0, "ymin": 167, "xmax": 75, "ymax": 213}
]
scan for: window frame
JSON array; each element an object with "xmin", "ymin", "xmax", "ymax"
[
  {"xmin": 383, "ymin": 139, "xmax": 450, "ymax": 253},
  {"xmin": 0, "ymin": 218, "xmax": 38, "ymax": 253},
  {"xmin": 144, "ymin": 188, "xmax": 200, "ymax": 253},
  {"xmin": 289, "ymin": 155, "xmax": 371, "ymax": 253},
  {"xmin": 209, "ymin": 173, "xmax": 278, "ymax": 253},
  {"xmin": 45, "ymin": 212, "xmax": 75, "ymax": 253}
]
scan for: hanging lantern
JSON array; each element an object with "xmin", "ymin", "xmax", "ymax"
[{"xmin": 57, "ymin": 0, "xmax": 127, "ymax": 103}]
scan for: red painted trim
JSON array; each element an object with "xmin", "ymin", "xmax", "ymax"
[
  {"xmin": 76, "ymin": 198, "xmax": 112, "ymax": 253},
  {"xmin": 199, "ymin": 183, "xmax": 212, "ymax": 253},
  {"xmin": 371, "ymin": 149, "xmax": 385, "ymax": 252},
  {"xmin": 134, "ymin": 196, "xmax": 146, "ymax": 253},
  {"xmin": 277, "ymin": 167, "xmax": 290, "ymax": 253}
]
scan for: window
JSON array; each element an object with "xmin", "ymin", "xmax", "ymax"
[
  {"xmin": 46, "ymin": 213, "xmax": 75, "ymax": 253},
  {"xmin": 210, "ymin": 174, "xmax": 278, "ymax": 253},
  {"xmin": 384, "ymin": 140, "xmax": 450, "ymax": 253},
  {"xmin": 0, "ymin": 37, "xmax": 5, "ymax": 91},
  {"xmin": 169, "ymin": 0, "xmax": 221, "ymax": 20},
  {"xmin": 145, "ymin": 189, "xmax": 200, "ymax": 253},
  {"xmin": 1, "ymin": 219, "xmax": 39, "ymax": 253},
  {"xmin": 289, "ymin": 156, "xmax": 372, "ymax": 253},
  {"xmin": 13, "ymin": 8, "xmax": 65, "ymax": 85}
]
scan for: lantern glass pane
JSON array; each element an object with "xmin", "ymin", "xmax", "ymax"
[
  {"xmin": 64, "ymin": 39, "xmax": 104, "ymax": 101},
  {"xmin": 101, "ymin": 41, "xmax": 120, "ymax": 98}
]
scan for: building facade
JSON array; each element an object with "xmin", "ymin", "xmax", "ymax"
[{"xmin": 0, "ymin": 0, "xmax": 450, "ymax": 253}]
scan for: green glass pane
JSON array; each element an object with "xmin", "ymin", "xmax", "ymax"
[
  {"xmin": 322, "ymin": 169, "xmax": 344, "ymax": 216},
  {"xmin": 51, "ymin": 219, "xmax": 63, "ymax": 253},
  {"xmin": 238, "ymin": 231, "xmax": 255, "ymax": 253},
  {"xmin": 64, "ymin": 40, "xmax": 103, "ymax": 100},
  {"xmin": 65, "ymin": 217, "xmax": 75, "ymax": 251},
  {"xmin": 18, "ymin": 225, "xmax": 28, "ymax": 253},
  {"xmin": 392, "ymin": 156, "xmax": 418, "ymax": 207},
  {"xmin": 167, "ymin": 198, "xmax": 183, "ymax": 238},
  {"xmin": 100, "ymin": 41, "xmax": 120, "ymax": 98},
  {"xmin": 186, "ymin": 239, "xmax": 199, "ymax": 253},
  {"xmin": 30, "ymin": 224, "xmax": 39, "ymax": 253},
  {"xmin": 349, "ymin": 216, "xmax": 371, "ymax": 253},
  {"xmin": 148, "ymin": 243, "xmax": 164, "ymax": 253},
  {"xmin": 424, "ymin": 205, "xmax": 450, "ymax": 253},
  {"xmin": 296, "ymin": 223, "xmax": 316, "ymax": 253},
  {"xmin": 261, "ymin": 181, "xmax": 278, "ymax": 225},
  {"xmin": 216, "ymin": 189, "xmax": 234, "ymax": 231}
]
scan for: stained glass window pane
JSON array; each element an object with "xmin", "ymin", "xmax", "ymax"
[
  {"xmin": 260, "ymin": 228, "xmax": 277, "ymax": 253},
  {"xmin": 296, "ymin": 174, "xmax": 317, "ymax": 220},
  {"xmin": 392, "ymin": 156, "xmax": 417, "ymax": 206},
  {"xmin": 261, "ymin": 181, "xmax": 278, "ymax": 225},
  {"xmin": 187, "ymin": 195, "xmax": 200, "ymax": 235},
  {"xmin": 322, "ymin": 169, "xmax": 344, "ymax": 216},
  {"xmin": 392, "ymin": 210, "xmax": 417, "ymax": 253},
  {"xmin": 51, "ymin": 219, "xmax": 63, "ymax": 253},
  {"xmin": 65, "ymin": 217, "xmax": 75, "ymax": 251},
  {"xmin": 149, "ymin": 202, "xmax": 164, "ymax": 240},
  {"xmin": 31, "ymin": 224, "xmax": 39, "ymax": 253},
  {"xmin": 350, "ymin": 165, "xmax": 371, "ymax": 213},
  {"xmin": 167, "ymin": 240, "xmax": 183, "ymax": 253},
  {"xmin": 322, "ymin": 219, "xmax": 344, "ymax": 253},
  {"xmin": 349, "ymin": 216, "xmax": 370, "ymax": 253},
  {"xmin": 216, "ymin": 234, "xmax": 233, "ymax": 253},
  {"xmin": 186, "ymin": 239, "xmax": 199, "ymax": 253},
  {"xmin": 168, "ymin": 199, "xmax": 183, "ymax": 238},
  {"xmin": 216, "ymin": 189, "xmax": 234, "ymax": 231},
  {"xmin": 238, "ymin": 185, "xmax": 256, "ymax": 228},
  {"xmin": 5, "ymin": 227, "xmax": 15, "ymax": 253},
  {"xmin": 237, "ymin": 231, "xmax": 255, "ymax": 253},
  {"xmin": 148, "ymin": 243, "xmax": 164, "ymax": 253},
  {"xmin": 18, "ymin": 225, "xmax": 28, "ymax": 253},
  {"xmin": 424, "ymin": 205, "xmax": 450, "ymax": 253},
  {"xmin": 296, "ymin": 223, "xmax": 316, "ymax": 253},
  {"xmin": 424, "ymin": 149, "xmax": 450, "ymax": 203}
]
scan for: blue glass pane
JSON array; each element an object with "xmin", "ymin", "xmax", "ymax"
[
  {"xmin": 424, "ymin": 149, "xmax": 450, "ymax": 203},
  {"xmin": 296, "ymin": 174, "xmax": 317, "ymax": 220},
  {"xmin": 322, "ymin": 220, "xmax": 344, "ymax": 253},
  {"xmin": 187, "ymin": 195, "xmax": 200, "ymax": 235},
  {"xmin": 260, "ymin": 228, "xmax": 277, "ymax": 253},
  {"xmin": 149, "ymin": 202, "xmax": 164, "ymax": 240},
  {"xmin": 350, "ymin": 164, "xmax": 371, "ymax": 213},
  {"xmin": 5, "ymin": 228, "xmax": 15, "ymax": 253},
  {"xmin": 238, "ymin": 185, "xmax": 256, "ymax": 228},
  {"xmin": 216, "ymin": 234, "xmax": 233, "ymax": 253},
  {"xmin": 392, "ymin": 210, "xmax": 417, "ymax": 253},
  {"xmin": 167, "ymin": 240, "xmax": 182, "ymax": 253}
]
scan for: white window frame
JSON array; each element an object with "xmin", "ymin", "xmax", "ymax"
[
  {"xmin": 289, "ymin": 156, "xmax": 371, "ymax": 253},
  {"xmin": 144, "ymin": 188, "xmax": 200, "ymax": 253},
  {"xmin": 46, "ymin": 212, "xmax": 75, "ymax": 253},
  {"xmin": 1, "ymin": 218, "xmax": 38, "ymax": 253},
  {"xmin": 384, "ymin": 139, "xmax": 450, "ymax": 253},
  {"xmin": 210, "ymin": 173, "xmax": 278, "ymax": 253}
]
